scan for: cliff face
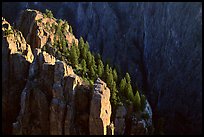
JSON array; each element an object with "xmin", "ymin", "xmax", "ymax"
[
  {"xmin": 2, "ymin": 10, "xmax": 153, "ymax": 135},
  {"xmin": 34, "ymin": 2, "xmax": 202, "ymax": 134},
  {"xmin": 2, "ymin": 16, "xmax": 113, "ymax": 135},
  {"xmin": 2, "ymin": 2, "xmax": 202, "ymax": 134}
]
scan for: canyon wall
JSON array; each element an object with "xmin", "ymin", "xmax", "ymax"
[{"xmin": 2, "ymin": 2, "xmax": 202, "ymax": 134}]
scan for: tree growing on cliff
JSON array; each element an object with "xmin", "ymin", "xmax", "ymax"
[
  {"xmin": 106, "ymin": 68, "xmax": 114, "ymax": 89},
  {"xmin": 125, "ymin": 72, "xmax": 131, "ymax": 84},
  {"xmin": 97, "ymin": 59, "xmax": 104, "ymax": 78},
  {"xmin": 45, "ymin": 9, "xmax": 54, "ymax": 18},
  {"xmin": 70, "ymin": 44, "xmax": 78, "ymax": 67},
  {"xmin": 86, "ymin": 51, "xmax": 92, "ymax": 70},
  {"xmin": 110, "ymin": 81, "xmax": 118, "ymax": 107},
  {"xmin": 89, "ymin": 66, "xmax": 96, "ymax": 81},
  {"xmin": 104, "ymin": 64, "xmax": 110, "ymax": 81},
  {"xmin": 69, "ymin": 25, "xmax": 73, "ymax": 34},
  {"xmin": 119, "ymin": 78, "xmax": 126, "ymax": 95},
  {"xmin": 81, "ymin": 59, "xmax": 87, "ymax": 78},
  {"xmin": 134, "ymin": 91, "xmax": 141, "ymax": 112},
  {"xmin": 140, "ymin": 94, "xmax": 147, "ymax": 111},
  {"xmin": 126, "ymin": 82, "xmax": 134, "ymax": 101},
  {"xmin": 79, "ymin": 37, "xmax": 84, "ymax": 50},
  {"xmin": 113, "ymin": 69, "xmax": 118, "ymax": 83}
]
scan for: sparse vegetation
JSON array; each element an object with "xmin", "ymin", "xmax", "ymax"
[
  {"xmin": 4, "ymin": 29, "xmax": 13, "ymax": 36},
  {"xmin": 42, "ymin": 9, "xmax": 148, "ymax": 114}
]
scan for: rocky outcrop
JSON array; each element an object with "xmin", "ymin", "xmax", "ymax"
[
  {"xmin": 5, "ymin": 2, "xmax": 200, "ymax": 134},
  {"xmin": 17, "ymin": 9, "xmax": 78, "ymax": 50},
  {"xmin": 2, "ymin": 18, "xmax": 34, "ymax": 135},
  {"xmin": 2, "ymin": 10, "xmax": 154, "ymax": 135},
  {"xmin": 89, "ymin": 78, "xmax": 112, "ymax": 135}
]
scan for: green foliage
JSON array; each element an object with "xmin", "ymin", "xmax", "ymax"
[
  {"xmin": 97, "ymin": 59, "xmax": 104, "ymax": 78},
  {"xmin": 86, "ymin": 51, "xmax": 92, "ymax": 69},
  {"xmin": 110, "ymin": 81, "xmax": 118, "ymax": 106},
  {"xmin": 113, "ymin": 69, "xmax": 118, "ymax": 82},
  {"xmin": 91, "ymin": 55, "xmax": 97, "ymax": 72},
  {"xmin": 40, "ymin": 10, "xmax": 149, "ymax": 116},
  {"xmin": 125, "ymin": 72, "xmax": 131, "ymax": 84},
  {"xmin": 104, "ymin": 64, "xmax": 110, "ymax": 81},
  {"xmin": 70, "ymin": 43, "xmax": 78, "ymax": 67},
  {"xmin": 69, "ymin": 25, "xmax": 73, "ymax": 34},
  {"xmin": 106, "ymin": 68, "xmax": 114, "ymax": 89},
  {"xmin": 79, "ymin": 37, "xmax": 84, "ymax": 49},
  {"xmin": 126, "ymin": 82, "xmax": 134, "ymax": 101},
  {"xmin": 4, "ymin": 29, "xmax": 13, "ymax": 36},
  {"xmin": 89, "ymin": 66, "xmax": 96, "ymax": 81},
  {"xmin": 81, "ymin": 59, "xmax": 87, "ymax": 78},
  {"xmin": 119, "ymin": 78, "xmax": 126, "ymax": 96},
  {"xmin": 140, "ymin": 94, "xmax": 147, "ymax": 111},
  {"xmin": 95, "ymin": 53, "xmax": 101, "ymax": 65},
  {"xmin": 45, "ymin": 9, "xmax": 53, "ymax": 18},
  {"xmin": 134, "ymin": 91, "xmax": 141, "ymax": 112},
  {"xmin": 73, "ymin": 41, "xmax": 80, "ymax": 58}
]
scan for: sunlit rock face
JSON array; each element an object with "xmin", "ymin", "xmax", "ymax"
[{"xmin": 2, "ymin": 2, "xmax": 202, "ymax": 134}]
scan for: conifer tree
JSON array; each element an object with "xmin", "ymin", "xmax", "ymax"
[
  {"xmin": 111, "ymin": 81, "xmax": 118, "ymax": 106},
  {"xmin": 81, "ymin": 59, "xmax": 87, "ymax": 77},
  {"xmin": 70, "ymin": 44, "xmax": 78, "ymax": 67},
  {"xmin": 86, "ymin": 51, "xmax": 92, "ymax": 69},
  {"xmin": 104, "ymin": 64, "xmax": 110, "ymax": 81},
  {"xmin": 140, "ymin": 94, "xmax": 146, "ymax": 111},
  {"xmin": 113, "ymin": 69, "xmax": 118, "ymax": 82},
  {"xmin": 126, "ymin": 82, "xmax": 134, "ymax": 101},
  {"xmin": 89, "ymin": 66, "xmax": 96, "ymax": 81},
  {"xmin": 119, "ymin": 78, "xmax": 126, "ymax": 95},
  {"xmin": 134, "ymin": 91, "xmax": 141, "ymax": 112},
  {"xmin": 79, "ymin": 37, "xmax": 84, "ymax": 50},
  {"xmin": 106, "ymin": 68, "xmax": 114, "ymax": 89},
  {"xmin": 125, "ymin": 72, "xmax": 131, "ymax": 84},
  {"xmin": 69, "ymin": 25, "xmax": 73, "ymax": 34},
  {"xmin": 97, "ymin": 59, "xmax": 104, "ymax": 78}
]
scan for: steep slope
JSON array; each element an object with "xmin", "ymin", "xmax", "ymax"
[
  {"xmin": 7, "ymin": 2, "xmax": 200, "ymax": 134},
  {"xmin": 2, "ymin": 17, "xmax": 34, "ymax": 134},
  {"xmin": 2, "ymin": 9, "xmax": 153, "ymax": 135}
]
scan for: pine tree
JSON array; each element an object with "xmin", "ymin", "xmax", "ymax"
[
  {"xmin": 45, "ymin": 9, "xmax": 53, "ymax": 18},
  {"xmin": 72, "ymin": 41, "xmax": 80, "ymax": 58},
  {"xmin": 86, "ymin": 51, "xmax": 92, "ymax": 69},
  {"xmin": 104, "ymin": 64, "xmax": 110, "ymax": 81},
  {"xmin": 69, "ymin": 25, "xmax": 73, "ymax": 34},
  {"xmin": 89, "ymin": 66, "xmax": 96, "ymax": 81},
  {"xmin": 95, "ymin": 53, "xmax": 101, "ymax": 65},
  {"xmin": 125, "ymin": 72, "xmax": 131, "ymax": 84},
  {"xmin": 113, "ymin": 69, "xmax": 118, "ymax": 82},
  {"xmin": 91, "ymin": 55, "xmax": 97, "ymax": 71},
  {"xmin": 134, "ymin": 91, "xmax": 141, "ymax": 112},
  {"xmin": 85, "ymin": 41, "xmax": 90, "ymax": 50},
  {"xmin": 111, "ymin": 81, "xmax": 118, "ymax": 106},
  {"xmin": 70, "ymin": 44, "xmax": 78, "ymax": 67},
  {"xmin": 126, "ymin": 82, "xmax": 134, "ymax": 101},
  {"xmin": 81, "ymin": 46, "xmax": 87, "ymax": 60},
  {"xmin": 97, "ymin": 59, "xmax": 104, "ymax": 78},
  {"xmin": 119, "ymin": 78, "xmax": 126, "ymax": 95},
  {"xmin": 62, "ymin": 39, "xmax": 67, "ymax": 53},
  {"xmin": 79, "ymin": 37, "xmax": 84, "ymax": 50},
  {"xmin": 106, "ymin": 69, "xmax": 114, "ymax": 89},
  {"xmin": 81, "ymin": 59, "xmax": 87, "ymax": 78},
  {"xmin": 140, "ymin": 94, "xmax": 146, "ymax": 111}
]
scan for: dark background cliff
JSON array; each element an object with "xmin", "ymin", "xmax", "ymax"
[{"xmin": 2, "ymin": 2, "xmax": 202, "ymax": 134}]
